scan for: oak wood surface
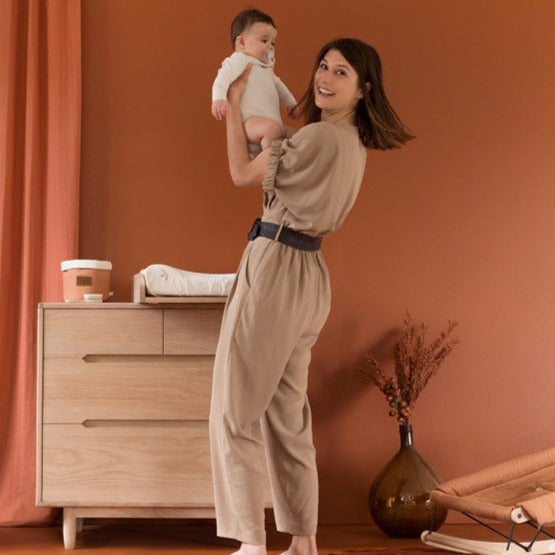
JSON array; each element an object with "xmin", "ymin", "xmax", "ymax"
[
  {"xmin": 164, "ymin": 308, "xmax": 224, "ymax": 355},
  {"xmin": 41, "ymin": 423, "xmax": 214, "ymax": 506},
  {"xmin": 43, "ymin": 355, "xmax": 213, "ymax": 422},
  {"xmin": 43, "ymin": 308, "xmax": 163, "ymax": 356},
  {"xmin": 36, "ymin": 303, "xmax": 272, "ymax": 549}
]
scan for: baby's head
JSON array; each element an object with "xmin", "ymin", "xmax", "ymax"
[{"xmin": 231, "ymin": 9, "xmax": 277, "ymax": 64}]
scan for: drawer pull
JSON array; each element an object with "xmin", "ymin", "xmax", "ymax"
[
  {"xmin": 81, "ymin": 354, "xmax": 214, "ymax": 363},
  {"xmin": 81, "ymin": 419, "xmax": 206, "ymax": 428}
]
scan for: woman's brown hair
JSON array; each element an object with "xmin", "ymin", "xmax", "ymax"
[{"xmin": 299, "ymin": 38, "xmax": 415, "ymax": 149}]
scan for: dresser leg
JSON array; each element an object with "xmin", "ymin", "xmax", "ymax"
[
  {"xmin": 76, "ymin": 518, "xmax": 84, "ymax": 533},
  {"xmin": 63, "ymin": 508, "xmax": 77, "ymax": 550}
]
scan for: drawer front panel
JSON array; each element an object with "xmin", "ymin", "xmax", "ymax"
[
  {"xmin": 43, "ymin": 309, "xmax": 163, "ymax": 356},
  {"xmin": 43, "ymin": 357, "xmax": 213, "ymax": 423},
  {"xmin": 164, "ymin": 308, "xmax": 224, "ymax": 355},
  {"xmin": 42, "ymin": 423, "xmax": 215, "ymax": 506}
]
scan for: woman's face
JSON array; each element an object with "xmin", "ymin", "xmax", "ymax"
[{"xmin": 313, "ymin": 49, "xmax": 363, "ymax": 118}]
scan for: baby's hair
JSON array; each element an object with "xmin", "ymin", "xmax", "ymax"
[{"xmin": 230, "ymin": 8, "xmax": 276, "ymax": 50}]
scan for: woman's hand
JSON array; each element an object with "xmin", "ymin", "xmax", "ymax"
[
  {"xmin": 287, "ymin": 104, "xmax": 300, "ymax": 119},
  {"xmin": 227, "ymin": 64, "xmax": 253, "ymax": 107}
]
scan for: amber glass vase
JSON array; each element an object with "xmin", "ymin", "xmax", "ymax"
[{"xmin": 368, "ymin": 423, "xmax": 447, "ymax": 538}]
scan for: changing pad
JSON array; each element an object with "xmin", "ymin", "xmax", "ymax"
[{"xmin": 140, "ymin": 264, "xmax": 236, "ymax": 297}]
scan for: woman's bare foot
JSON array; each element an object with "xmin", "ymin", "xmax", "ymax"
[
  {"xmin": 280, "ymin": 535, "xmax": 318, "ymax": 555},
  {"xmin": 231, "ymin": 543, "xmax": 267, "ymax": 555}
]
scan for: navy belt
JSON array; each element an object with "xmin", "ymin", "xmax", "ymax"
[{"xmin": 247, "ymin": 218, "xmax": 322, "ymax": 251}]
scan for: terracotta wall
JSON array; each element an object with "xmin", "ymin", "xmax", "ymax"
[{"xmin": 80, "ymin": 0, "xmax": 555, "ymax": 524}]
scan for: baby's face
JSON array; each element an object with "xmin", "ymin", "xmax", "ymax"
[{"xmin": 237, "ymin": 22, "xmax": 277, "ymax": 63}]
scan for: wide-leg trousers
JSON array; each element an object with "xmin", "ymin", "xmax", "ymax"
[{"xmin": 208, "ymin": 235, "xmax": 331, "ymax": 545}]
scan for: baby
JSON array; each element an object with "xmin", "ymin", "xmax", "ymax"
[{"xmin": 211, "ymin": 9, "xmax": 298, "ymax": 156}]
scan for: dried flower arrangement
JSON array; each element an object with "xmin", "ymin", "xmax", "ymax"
[{"xmin": 359, "ymin": 313, "xmax": 460, "ymax": 424}]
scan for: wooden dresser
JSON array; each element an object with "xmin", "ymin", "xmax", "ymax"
[{"xmin": 36, "ymin": 302, "xmax": 271, "ymax": 549}]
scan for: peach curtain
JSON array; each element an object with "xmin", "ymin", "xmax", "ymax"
[{"xmin": 0, "ymin": 0, "xmax": 81, "ymax": 525}]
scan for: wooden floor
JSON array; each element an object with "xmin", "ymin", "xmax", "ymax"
[{"xmin": 0, "ymin": 520, "xmax": 517, "ymax": 554}]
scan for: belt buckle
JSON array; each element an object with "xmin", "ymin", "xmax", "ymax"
[{"xmin": 247, "ymin": 218, "xmax": 262, "ymax": 241}]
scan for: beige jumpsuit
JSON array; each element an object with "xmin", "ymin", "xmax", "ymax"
[{"xmin": 209, "ymin": 121, "xmax": 367, "ymax": 545}]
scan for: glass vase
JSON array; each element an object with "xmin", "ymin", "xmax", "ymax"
[{"xmin": 368, "ymin": 423, "xmax": 447, "ymax": 538}]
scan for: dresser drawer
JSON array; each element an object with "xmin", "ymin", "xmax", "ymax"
[
  {"xmin": 43, "ymin": 309, "xmax": 163, "ymax": 356},
  {"xmin": 42, "ymin": 356, "xmax": 213, "ymax": 423},
  {"xmin": 164, "ymin": 308, "xmax": 223, "ymax": 355},
  {"xmin": 41, "ymin": 423, "xmax": 214, "ymax": 506}
]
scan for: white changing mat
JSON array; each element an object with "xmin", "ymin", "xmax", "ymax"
[{"xmin": 140, "ymin": 264, "xmax": 236, "ymax": 297}]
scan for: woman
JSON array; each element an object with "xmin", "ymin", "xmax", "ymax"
[{"xmin": 209, "ymin": 38, "xmax": 414, "ymax": 555}]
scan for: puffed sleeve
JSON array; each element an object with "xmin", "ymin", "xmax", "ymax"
[
  {"xmin": 262, "ymin": 121, "xmax": 366, "ymax": 234},
  {"xmin": 263, "ymin": 123, "xmax": 338, "ymax": 193}
]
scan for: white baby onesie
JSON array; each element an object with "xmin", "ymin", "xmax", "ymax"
[{"xmin": 212, "ymin": 52, "xmax": 296, "ymax": 129}]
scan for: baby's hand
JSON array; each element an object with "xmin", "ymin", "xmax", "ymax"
[
  {"xmin": 212, "ymin": 100, "xmax": 228, "ymax": 120},
  {"xmin": 287, "ymin": 104, "xmax": 300, "ymax": 119}
]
